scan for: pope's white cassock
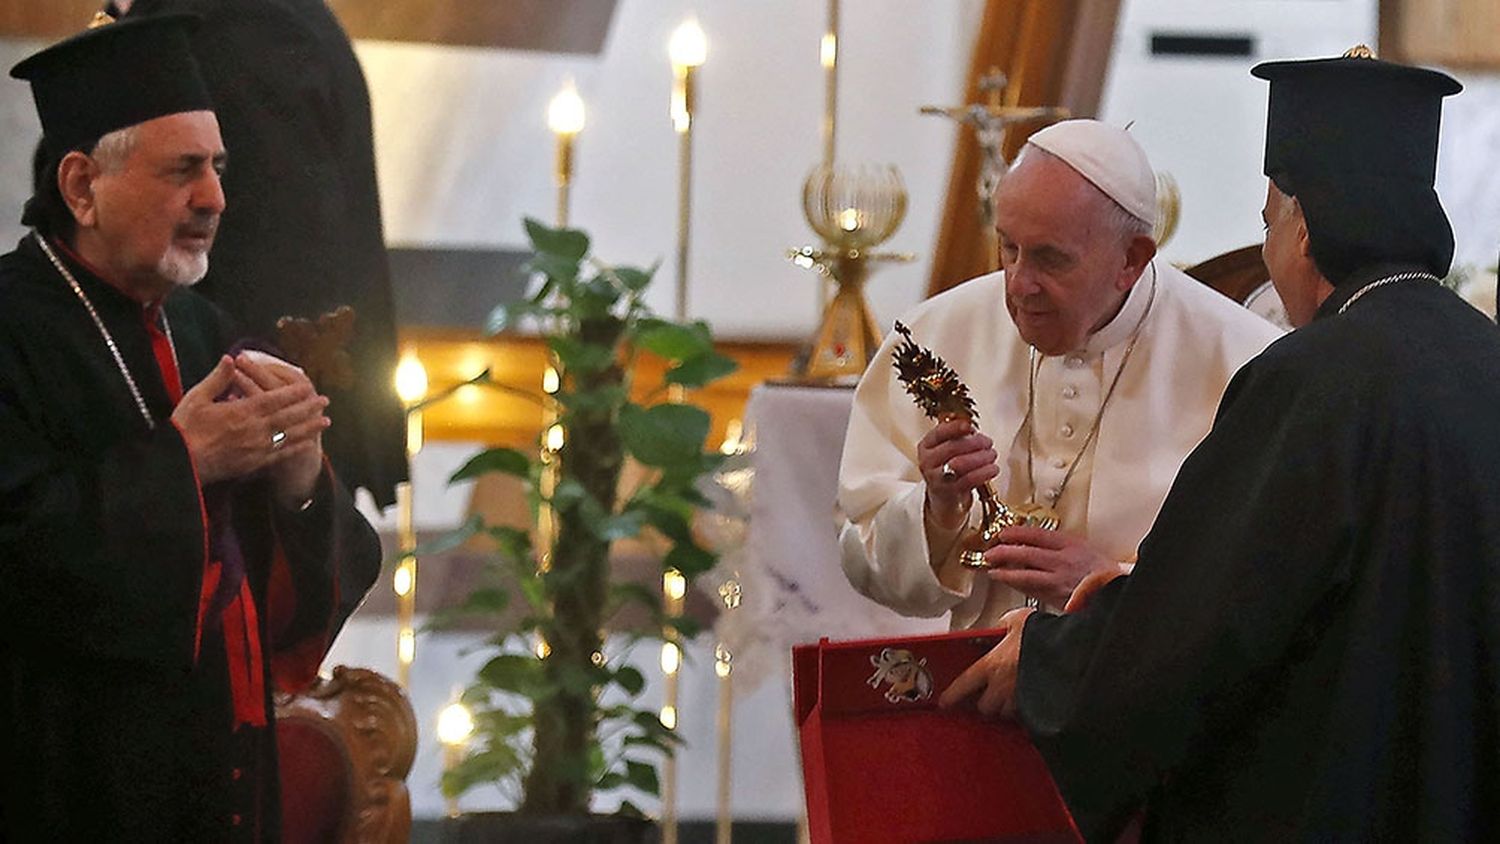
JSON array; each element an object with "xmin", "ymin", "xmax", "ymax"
[{"xmin": 838, "ymin": 260, "xmax": 1283, "ymax": 629}]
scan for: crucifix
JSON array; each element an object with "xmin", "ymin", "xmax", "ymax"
[{"xmin": 921, "ymin": 68, "xmax": 1067, "ymax": 272}]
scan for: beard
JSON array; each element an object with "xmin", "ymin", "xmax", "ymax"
[{"xmin": 157, "ymin": 243, "xmax": 209, "ymax": 287}]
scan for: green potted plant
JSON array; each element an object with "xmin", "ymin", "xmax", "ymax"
[{"xmin": 435, "ymin": 219, "xmax": 737, "ymax": 842}]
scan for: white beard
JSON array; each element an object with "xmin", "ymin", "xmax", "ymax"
[{"xmin": 157, "ymin": 245, "xmax": 208, "ymax": 287}]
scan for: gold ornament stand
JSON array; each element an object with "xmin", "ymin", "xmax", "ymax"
[{"xmin": 789, "ymin": 164, "xmax": 914, "ymax": 383}]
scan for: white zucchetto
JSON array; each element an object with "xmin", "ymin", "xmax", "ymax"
[{"xmin": 1026, "ymin": 119, "xmax": 1157, "ymax": 228}]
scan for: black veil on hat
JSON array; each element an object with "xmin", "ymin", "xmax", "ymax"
[{"xmin": 1252, "ymin": 48, "xmax": 1461, "ymax": 285}]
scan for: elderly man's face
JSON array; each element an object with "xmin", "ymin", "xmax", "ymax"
[
  {"xmin": 1261, "ymin": 180, "xmax": 1325, "ymax": 328},
  {"xmin": 88, "ymin": 110, "xmax": 225, "ymax": 299},
  {"xmin": 995, "ymin": 151, "xmax": 1148, "ymax": 355}
]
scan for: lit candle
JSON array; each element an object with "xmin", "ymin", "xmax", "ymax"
[
  {"xmin": 437, "ymin": 701, "xmax": 475, "ymax": 818},
  {"xmin": 547, "ymin": 82, "xmax": 586, "ymax": 227},
  {"xmin": 669, "ymin": 18, "xmax": 707, "ymax": 134}
]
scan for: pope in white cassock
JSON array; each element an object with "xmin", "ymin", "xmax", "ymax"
[{"xmin": 838, "ymin": 119, "xmax": 1283, "ymax": 628}]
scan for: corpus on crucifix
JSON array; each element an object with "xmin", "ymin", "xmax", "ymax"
[{"xmin": 921, "ymin": 69, "xmax": 1067, "ymax": 272}]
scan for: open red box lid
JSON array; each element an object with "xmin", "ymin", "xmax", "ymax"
[{"xmin": 794, "ymin": 628, "xmax": 1080, "ymax": 843}]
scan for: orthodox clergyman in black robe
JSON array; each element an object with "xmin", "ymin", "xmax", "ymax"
[
  {"xmin": 942, "ymin": 53, "xmax": 1500, "ymax": 841},
  {"xmin": 116, "ymin": 0, "xmax": 408, "ymax": 508},
  {"xmin": 0, "ymin": 16, "xmax": 380, "ymax": 842}
]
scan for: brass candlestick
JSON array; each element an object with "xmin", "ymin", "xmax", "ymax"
[
  {"xmin": 891, "ymin": 322, "xmax": 1058, "ymax": 568},
  {"xmin": 789, "ymin": 163, "xmax": 914, "ymax": 382}
]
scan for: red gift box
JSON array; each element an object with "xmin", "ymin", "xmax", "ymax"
[{"xmin": 794, "ymin": 629, "xmax": 1080, "ymax": 844}]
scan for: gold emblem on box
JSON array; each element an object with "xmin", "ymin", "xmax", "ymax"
[{"xmin": 867, "ymin": 648, "xmax": 934, "ymax": 704}]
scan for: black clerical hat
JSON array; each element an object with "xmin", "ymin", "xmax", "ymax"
[
  {"xmin": 10, "ymin": 14, "xmax": 212, "ymax": 154},
  {"xmin": 1252, "ymin": 51, "xmax": 1461, "ymax": 284}
]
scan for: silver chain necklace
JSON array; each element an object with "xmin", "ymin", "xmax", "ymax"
[
  {"xmin": 35, "ymin": 232, "xmax": 175, "ymax": 430},
  {"xmin": 1337, "ymin": 270, "xmax": 1440, "ymax": 315},
  {"xmin": 1023, "ymin": 264, "xmax": 1158, "ymax": 511}
]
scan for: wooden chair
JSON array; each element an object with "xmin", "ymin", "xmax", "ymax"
[
  {"xmin": 275, "ymin": 666, "xmax": 418, "ymax": 844},
  {"xmin": 1183, "ymin": 243, "xmax": 1293, "ymax": 330},
  {"xmin": 1182, "ymin": 243, "xmax": 1270, "ymax": 304}
]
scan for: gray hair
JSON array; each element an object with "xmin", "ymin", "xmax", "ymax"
[
  {"xmin": 90, "ymin": 125, "xmax": 139, "ymax": 173},
  {"xmin": 1097, "ymin": 190, "xmax": 1153, "ymax": 244}
]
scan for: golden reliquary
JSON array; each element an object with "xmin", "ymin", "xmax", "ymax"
[{"xmin": 891, "ymin": 322, "xmax": 1058, "ymax": 569}]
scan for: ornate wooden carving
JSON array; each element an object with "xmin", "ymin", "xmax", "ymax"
[
  {"xmin": 927, "ymin": 0, "xmax": 1124, "ymax": 298},
  {"xmin": 275, "ymin": 666, "xmax": 418, "ymax": 844}
]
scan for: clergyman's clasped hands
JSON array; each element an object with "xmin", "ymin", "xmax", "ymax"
[{"xmin": 170, "ymin": 351, "xmax": 329, "ymax": 508}]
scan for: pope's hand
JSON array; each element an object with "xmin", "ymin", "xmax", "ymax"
[
  {"xmin": 918, "ymin": 417, "xmax": 999, "ymax": 530},
  {"xmin": 939, "ymin": 607, "xmax": 1034, "ymax": 717},
  {"xmin": 984, "ymin": 526, "xmax": 1117, "ymax": 608},
  {"xmin": 172, "ymin": 355, "xmax": 330, "ymax": 492}
]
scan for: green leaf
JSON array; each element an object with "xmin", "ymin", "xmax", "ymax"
[
  {"xmin": 548, "ymin": 336, "xmax": 615, "ymax": 373},
  {"xmin": 473, "ymin": 709, "xmax": 531, "ymax": 736},
  {"xmin": 619, "ymin": 403, "xmax": 711, "ymax": 468},
  {"xmin": 556, "ymin": 385, "xmax": 628, "ymax": 415},
  {"xmin": 519, "ymin": 572, "xmax": 548, "ymax": 611},
  {"xmin": 526, "ymin": 252, "xmax": 581, "ymax": 287},
  {"xmin": 612, "ymin": 581, "xmax": 662, "ymax": 613},
  {"xmin": 663, "ymin": 478, "xmax": 714, "ymax": 508},
  {"xmin": 574, "ymin": 276, "xmax": 622, "ymax": 317},
  {"xmin": 551, "ymin": 478, "xmax": 586, "ymax": 510},
  {"xmin": 450, "ymin": 447, "xmax": 533, "ymax": 482},
  {"xmin": 624, "ymin": 759, "xmax": 661, "ymax": 796},
  {"xmin": 617, "ymin": 800, "xmax": 647, "ymax": 819},
  {"xmin": 577, "ymin": 488, "xmax": 613, "ymax": 537},
  {"xmin": 665, "ymin": 352, "xmax": 738, "ymax": 388},
  {"xmin": 442, "ymin": 744, "xmax": 524, "ymax": 798},
  {"xmin": 642, "ymin": 504, "xmax": 692, "ymax": 544},
  {"xmin": 525, "ymin": 217, "xmax": 590, "ymax": 261},
  {"xmin": 478, "ymin": 654, "xmax": 541, "ymax": 694},
  {"xmin": 614, "ymin": 666, "xmax": 646, "ymax": 695},
  {"xmin": 486, "ymin": 525, "xmax": 533, "ymax": 562},
  {"xmin": 597, "ymin": 509, "xmax": 648, "ymax": 542},
  {"xmin": 664, "ymin": 541, "xmax": 717, "ymax": 578},
  {"xmin": 623, "ymin": 733, "xmax": 674, "ymax": 754},
  {"xmin": 664, "ymin": 614, "xmax": 703, "ymax": 639},
  {"xmin": 587, "ymin": 743, "xmax": 608, "ymax": 781},
  {"xmin": 555, "ymin": 662, "xmax": 609, "ymax": 695},
  {"xmin": 631, "ymin": 709, "xmax": 684, "ymax": 743},
  {"xmin": 637, "ymin": 320, "xmax": 712, "ymax": 361},
  {"xmin": 458, "ymin": 587, "xmax": 510, "ymax": 615},
  {"xmin": 611, "ymin": 265, "xmax": 655, "ymax": 292},
  {"xmin": 401, "ymin": 513, "xmax": 482, "ymax": 559}
]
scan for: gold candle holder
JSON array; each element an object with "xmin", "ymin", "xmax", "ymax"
[
  {"xmin": 789, "ymin": 163, "xmax": 914, "ymax": 383},
  {"xmin": 670, "ymin": 18, "xmax": 706, "ymax": 322},
  {"xmin": 392, "ymin": 352, "xmax": 428, "ymax": 687},
  {"xmin": 662, "ymin": 21, "xmax": 707, "ymax": 844}
]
